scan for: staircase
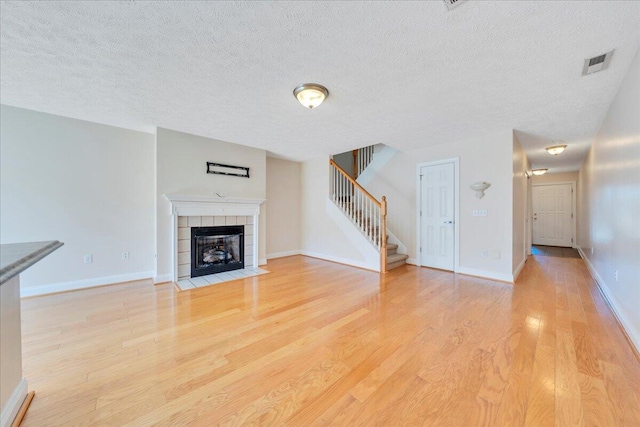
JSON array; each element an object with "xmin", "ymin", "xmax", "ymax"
[
  {"xmin": 386, "ymin": 243, "xmax": 409, "ymax": 270},
  {"xmin": 330, "ymin": 148, "xmax": 408, "ymax": 272}
]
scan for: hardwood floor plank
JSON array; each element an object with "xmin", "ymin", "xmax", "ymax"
[
  {"xmin": 600, "ymin": 360, "xmax": 640, "ymax": 425},
  {"xmin": 524, "ymin": 343, "xmax": 555, "ymax": 427},
  {"xmin": 572, "ymin": 320, "xmax": 603, "ymax": 379},
  {"xmin": 555, "ymin": 329, "xmax": 586, "ymax": 426},
  {"xmin": 285, "ymin": 341, "xmax": 402, "ymax": 426},
  {"xmin": 578, "ymin": 372, "xmax": 618, "ymax": 426},
  {"xmin": 17, "ymin": 255, "xmax": 640, "ymax": 426}
]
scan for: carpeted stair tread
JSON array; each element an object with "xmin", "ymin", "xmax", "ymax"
[
  {"xmin": 387, "ymin": 253, "xmax": 408, "ymax": 263},
  {"xmin": 386, "ymin": 253, "xmax": 408, "ymax": 270}
]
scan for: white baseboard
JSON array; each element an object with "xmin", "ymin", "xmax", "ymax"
[
  {"xmin": 456, "ymin": 267, "xmax": 514, "ymax": 284},
  {"xmin": 266, "ymin": 250, "xmax": 301, "ymax": 260},
  {"xmin": 299, "ymin": 250, "xmax": 379, "ymax": 272},
  {"xmin": 1, "ymin": 377, "xmax": 27, "ymax": 427},
  {"xmin": 577, "ymin": 247, "xmax": 640, "ymax": 354},
  {"xmin": 406, "ymin": 258, "xmax": 418, "ymax": 266},
  {"xmin": 513, "ymin": 256, "xmax": 527, "ymax": 283},
  {"xmin": 20, "ymin": 271, "xmax": 155, "ymax": 298},
  {"xmin": 154, "ymin": 273, "xmax": 173, "ymax": 284},
  {"xmin": 258, "ymin": 258, "xmax": 267, "ymax": 266}
]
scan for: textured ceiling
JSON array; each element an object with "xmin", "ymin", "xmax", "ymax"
[{"xmin": 1, "ymin": 1, "xmax": 639, "ymax": 171}]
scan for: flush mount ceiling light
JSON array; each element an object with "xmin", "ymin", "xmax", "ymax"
[
  {"xmin": 545, "ymin": 144, "xmax": 567, "ymax": 156},
  {"xmin": 532, "ymin": 169, "xmax": 548, "ymax": 176},
  {"xmin": 293, "ymin": 83, "xmax": 328, "ymax": 109}
]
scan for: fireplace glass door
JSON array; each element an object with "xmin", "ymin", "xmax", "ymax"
[{"xmin": 191, "ymin": 225, "xmax": 244, "ymax": 277}]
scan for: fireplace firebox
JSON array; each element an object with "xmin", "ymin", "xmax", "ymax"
[{"xmin": 191, "ymin": 225, "xmax": 244, "ymax": 277}]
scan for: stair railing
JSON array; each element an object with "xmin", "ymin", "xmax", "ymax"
[
  {"xmin": 352, "ymin": 145, "xmax": 375, "ymax": 178},
  {"xmin": 330, "ymin": 159, "xmax": 388, "ymax": 273}
]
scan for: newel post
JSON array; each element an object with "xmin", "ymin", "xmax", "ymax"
[
  {"xmin": 352, "ymin": 149, "xmax": 358, "ymax": 179},
  {"xmin": 381, "ymin": 196, "xmax": 388, "ymax": 273}
]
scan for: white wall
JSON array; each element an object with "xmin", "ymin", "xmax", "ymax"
[
  {"xmin": 577, "ymin": 48, "xmax": 640, "ymax": 351},
  {"xmin": 332, "ymin": 151, "xmax": 355, "ymax": 178},
  {"xmin": 0, "ymin": 105, "xmax": 155, "ymax": 290},
  {"xmin": 364, "ymin": 129, "xmax": 515, "ymax": 281},
  {"xmin": 155, "ymin": 128, "xmax": 267, "ymax": 280},
  {"xmin": 266, "ymin": 157, "xmax": 301, "ymax": 258},
  {"xmin": 532, "ymin": 171, "xmax": 578, "ymax": 185},
  {"xmin": 300, "ymin": 156, "xmax": 371, "ymax": 267},
  {"xmin": 512, "ymin": 132, "xmax": 531, "ymax": 279}
]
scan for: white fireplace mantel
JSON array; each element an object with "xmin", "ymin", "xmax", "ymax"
[
  {"xmin": 163, "ymin": 194, "xmax": 265, "ymax": 282},
  {"xmin": 164, "ymin": 194, "xmax": 265, "ymax": 217}
]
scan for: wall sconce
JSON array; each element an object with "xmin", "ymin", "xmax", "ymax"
[{"xmin": 470, "ymin": 182, "xmax": 491, "ymax": 199}]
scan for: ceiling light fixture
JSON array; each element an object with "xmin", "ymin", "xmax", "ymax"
[
  {"xmin": 545, "ymin": 144, "xmax": 567, "ymax": 156},
  {"xmin": 532, "ymin": 169, "xmax": 548, "ymax": 176},
  {"xmin": 293, "ymin": 83, "xmax": 328, "ymax": 109}
]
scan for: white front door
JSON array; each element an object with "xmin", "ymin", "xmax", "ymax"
[
  {"xmin": 420, "ymin": 162, "xmax": 455, "ymax": 270},
  {"xmin": 532, "ymin": 183, "xmax": 573, "ymax": 247}
]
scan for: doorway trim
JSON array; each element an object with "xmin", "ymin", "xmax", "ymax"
[
  {"xmin": 416, "ymin": 158, "xmax": 460, "ymax": 272},
  {"xmin": 531, "ymin": 181, "xmax": 577, "ymax": 248}
]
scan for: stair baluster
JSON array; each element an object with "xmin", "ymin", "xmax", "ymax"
[{"xmin": 329, "ymin": 159, "xmax": 387, "ymax": 272}]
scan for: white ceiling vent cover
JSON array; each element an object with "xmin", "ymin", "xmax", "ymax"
[
  {"xmin": 583, "ymin": 50, "xmax": 614, "ymax": 75},
  {"xmin": 443, "ymin": 0, "xmax": 469, "ymax": 11}
]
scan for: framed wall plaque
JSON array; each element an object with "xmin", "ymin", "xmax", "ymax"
[{"xmin": 206, "ymin": 162, "xmax": 250, "ymax": 178}]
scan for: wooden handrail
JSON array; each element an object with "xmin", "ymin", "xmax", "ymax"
[
  {"xmin": 330, "ymin": 158, "xmax": 388, "ymax": 274},
  {"xmin": 330, "ymin": 159, "xmax": 381, "ymax": 207}
]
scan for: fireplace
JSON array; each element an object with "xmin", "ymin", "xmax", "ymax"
[
  {"xmin": 191, "ymin": 225, "xmax": 244, "ymax": 277},
  {"xmin": 163, "ymin": 194, "xmax": 264, "ymax": 283}
]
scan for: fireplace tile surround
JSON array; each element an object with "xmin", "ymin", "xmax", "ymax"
[
  {"xmin": 177, "ymin": 215, "xmax": 253, "ymax": 280},
  {"xmin": 163, "ymin": 195, "xmax": 264, "ymax": 283}
]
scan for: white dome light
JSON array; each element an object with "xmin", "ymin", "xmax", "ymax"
[{"xmin": 293, "ymin": 83, "xmax": 328, "ymax": 109}]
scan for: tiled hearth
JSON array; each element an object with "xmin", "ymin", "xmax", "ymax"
[
  {"xmin": 177, "ymin": 215, "xmax": 254, "ymax": 280},
  {"xmin": 176, "ymin": 266, "xmax": 269, "ymax": 291}
]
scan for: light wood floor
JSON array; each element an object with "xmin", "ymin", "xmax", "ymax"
[{"xmin": 19, "ymin": 255, "xmax": 640, "ymax": 426}]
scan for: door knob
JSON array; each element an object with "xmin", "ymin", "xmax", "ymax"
[{"xmin": 443, "ymin": 221, "xmax": 453, "ymax": 224}]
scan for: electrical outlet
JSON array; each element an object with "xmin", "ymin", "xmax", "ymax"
[
  {"xmin": 481, "ymin": 249, "xmax": 489, "ymax": 258},
  {"xmin": 614, "ymin": 270, "xmax": 618, "ymax": 281},
  {"xmin": 492, "ymin": 250, "xmax": 501, "ymax": 259},
  {"xmin": 591, "ymin": 247, "xmax": 594, "ymax": 255},
  {"xmin": 122, "ymin": 252, "xmax": 129, "ymax": 260},
  {"xmin": 84, "ymin": 254, "xmax": 93, "ymax": 264},
  {"xmin": 472, "ymin": 210, "xmax": 488, "ymax": 217}
]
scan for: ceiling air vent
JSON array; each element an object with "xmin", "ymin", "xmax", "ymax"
[
  {"xmin": 443, "ymin": 0, "xmax": 469, "ymax": 11},
  {"xmin": 582, "ymin": 50, "xmax": 614, "ymax": 75}
]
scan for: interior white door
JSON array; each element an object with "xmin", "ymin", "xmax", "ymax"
[
  {"xmin": 420, "ymin": 163, "xmax": 455, "ymax": 270},
  {"xmin": 532, "ymin": 183, "xmax": 573, "ymax": 247}
]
